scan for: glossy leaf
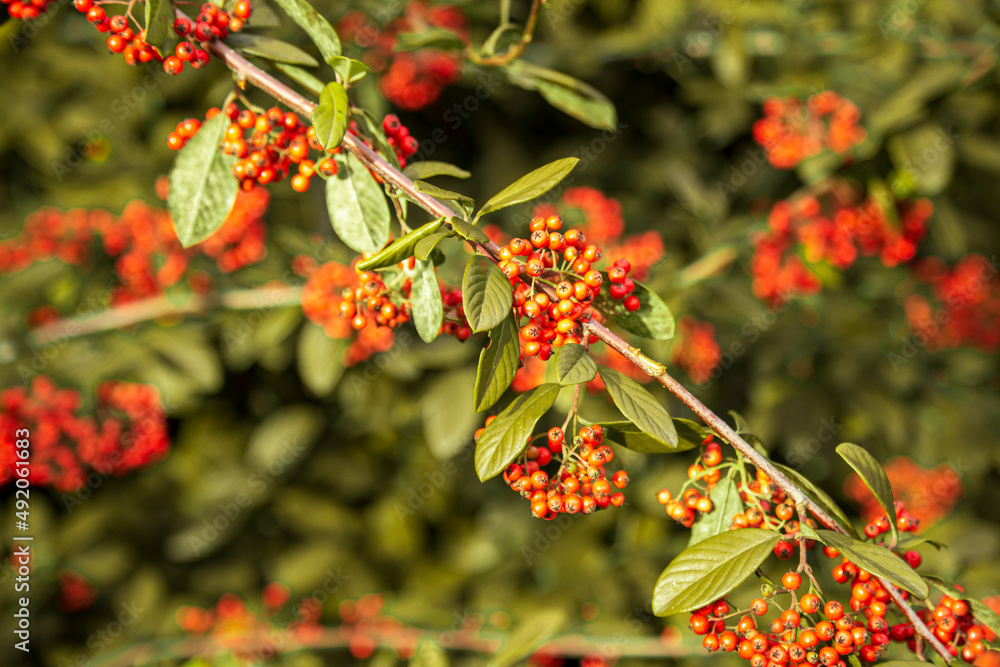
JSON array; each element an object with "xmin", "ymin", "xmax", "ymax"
[
  {"xmin": 313, "ymin": 82, "xmax": 349, "ymax": 150},
  {"xmin": 602, "ymin": 420, "xmax": 700, "ymax": 454},
  {"xmin": 476, "ymin": 157, "xmax": 579, "ymax": 221},
  {"xmin": 599, "ymin": 366, "xmax": 677, "ymax": 448},
  {"xmin": 414, "ymin": 180, "xmax": 474, "ymax": 218},
  {"xmin": 329, "ymin": 55, "xmax": 369, "ymax": 84},
  {"xmin": 653, "ymin": 529, "xmax": 783, "ymax": 616},
  {"xmin": 837, "ymin": 443, "xmax": 898, "ymax": 545},
  {"xmin": 224, "ymin": 33, "xmax": 319, "ymax": 67},
  {"xmin": 410, "ymin": 259, "xmax": 443, "ymax": 343},
  {"xmin": 144, "ymin": 0, "xmax": 176, "ymax": 52},
  {"xmin": 474, "ymin": 314, "xmax": 519, "ymax": 412},
  {"xmin": 609, "ymin": 282, "xmax": 675, "ymax": 340},
  {"xmin": 449, "ymin": 217, "xmax": 491, "ymax": 245},
  {"xmin": 168, "ymin": 113, "xmax": 238, "ymax": 247},
  {"xmin": 536, "ymin": 79, "xmax": 616, "ymax": 131},
  {"xmin": 271, "ymin": 0, "xmax": 342, "ymax": 63},
  {"xmin": 463, "ymin": 256, "xmax": 513, "ymax": 333},
  {"xmin": 554, "ymin": 344, "xmax": 597, "ymax": 385},
  {"xmin": 475, "ymin": 384, "xmax": 559, "ymax": 482},
  {"xmin": 404, "ymin": 161, "xmax": 472, "ymax": 181},
  {"xmin": 813, "ymin": 531, "xmax": 928, "ymax": 599},
  {"xmin": 690, "ymin": 471, "xmax": 742, "ymax": 545},
  {"xmin": 414, "ymin": 231, "xmax": 453, "ymax": 261},
  {"xmin": 675, "ymin": 418, "xmax": 714, "ymax": 449},
  {"xmin": 356, "ymin": 219, "xmax": 444, "ymax": 271},
  {"xmin": 325, "ymin": 153, "xmax": 390, "ymax": 253}
]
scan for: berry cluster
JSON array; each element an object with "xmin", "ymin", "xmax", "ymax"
[
  {"xmin": 2, "ymin": 0, "xmax": 56, "ymax": 21},
  {"xmin": 177, "ymin": 584, "xmax": 323, "ymax": 661},
  {"xmin": 752, "ymin": 92, "xmax": 868, "ymax": 169},
  {"xmin": 669, "ymin": 315, "xmax": 722, "ymax": 386},
  {"xmin": 499, "ymin": 214, "xmax": 640, "ymax": 362},
  {"xmin": 337, "ymin": 3, "xmax": 468, "ymax": 110},
  {"xmin": 381, "ymin": 114, "xmax": 420, "ymax": 169},
  {"xmin": 751, "ymin": 188, "xmax": 932, "ymax": 305},
  {"xmin": 0, "ymin": 376, "xmax": 168, "ymax": 492},
  {"xmin": 72, "ymin": 0, "xmax": 251, "ymax": 74},
  {"xmin": 0, "ymin": 188, "xmax": 268, "ymax": 306},
  {"xmin": 900, "ymin": 595, "xmax": 992, "ymax": 662},
  {"xmin": 904, "ymin": 253, "xmax": 1000, "ymax": 353},
  {"xmin": 485, "ymin": 423, "xmax": 629, "ymax": 519}
]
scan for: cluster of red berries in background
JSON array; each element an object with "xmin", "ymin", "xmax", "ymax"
[
  {"xmin": 0, "ymin": 375, "xmax": 168, "ymax": 492},
  {"xmin": 177, "ymin": 584, "xmax": 326, "ymax": 660},
  {"xmin": 497, "ymin": 214, "xmax": 640, "ymax": 363},
  {"xmin": 71, "ymin": 0, "xmax": 251, "ymax": 74},
  {"xmin": 483, "ymin": 423, "xmax": 628, "ymax": 519},
  {"xmin": 752, "ymin": 92, "xmax": 868, "ymax": 169},
  {"xmin": 2, "ymin": 0, "xmax": 55, "ymax": 21},
  {"xmin": 844, "ymin": 456, "xmax": 963, "ymax": 528},
  {"xmin": 669, "ymin": 315, "xmax": 722, "ymax": 386},
  {"xmin": 904, "ymin": 253, "xmax": 1000, "ymax": 353},
  {"xmin": 751, "ymin": 188, "xmax": 932, "ymax": 305},
  {"xmin": 0, "ymin": 186, "xmax": 268, "ymax": 307},
  {"xmin": 337, "ymin": 2, "xmax": 468, "ymax": 110}
]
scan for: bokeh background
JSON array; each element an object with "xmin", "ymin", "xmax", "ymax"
[{"xmin": 1, "ymin": 0, "xmax": 1000, "ymax": 665}]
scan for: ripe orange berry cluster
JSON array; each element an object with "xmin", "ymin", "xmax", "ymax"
[
  {"xmin": 169, "ymin": 104, "xmax": 328, "ymax": 192},
  {"xmin": 480, "ymin": 423, "xmax": 629, "ymax": 519},
  {"xmin": 900, "ymin": 595, "xmax": 993, "ymax": 662},
  {"xmin": 0, "ymin": 375, "xmax": 168, "ymax": 492},
  {"xmin": 752, "ymin": 91, "xmax": 867, "ymax": 169},
  {"xmin": 381, "ymin": 114, "xmax": 419, "ymax": 169},
  {"xmin": 2, "ymin": 0, "xmax": 54, "ymax": 20},
  {"xmin": 498, "ymin": 214, "xmax": 639, "ymax": 361}
]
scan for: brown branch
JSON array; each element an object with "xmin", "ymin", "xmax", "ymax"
[
  {"xmin": 467, "ymin": 0, "xmax": 544, "ymax": 66},
  {"xmin": 27, "ymin": 285, "xmax": 303, "ymax": 346},
  {"xmin": 149, "ymin": 25, "xmax": 952, "ymax": 663}
]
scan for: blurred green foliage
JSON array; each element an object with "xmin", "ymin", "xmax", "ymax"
[{"xmin": 2, "ymin": 0, "xmax": 1000, "ymax": 665}]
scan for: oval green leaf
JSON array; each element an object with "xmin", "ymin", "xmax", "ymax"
[
  {"xmin": 449, "ymin": 217, "xmax": 491, "ymax": 245},
  {"xmin": 356, "ymin": 219, "xmax": 444, "ymax": 271},
  {"xmin": 554, "ymin": 344, "xmax": 597, "ymax": 385},
  {"xmin": 271, "ymin": 0, "xmax": 341, "ymax": 63},
  {"xmin": 601, "ymin": 419, "xmax": 700, "ymax": 454},
  {"xmin": 297, "ymin": 322, "xmax": 346, "ymax": 397},
  {"xmin": 536, "ymin": 79, "xmax": 617, "ymax": 131},
  {"xmin": 410, "ymin": 259, "xmax": 443, "ymax": 344},
  {"xmin": 609, "ymin": 281, "xmax": 675, "ymax": 340},
  {"xmin": 463, "ymin": 256, "xmax": 514, "ymax": 333},
  {"xmin": 475, "ymin": 384, "xmax": 560, "ymax": 482},
  {"xmin": 168, "ymin": 112, "xmax": 238, "ymax": 248},
  {"xmin": 476, "ymin": 157, "xmax": 579, "ymax": 221},
  {"xmin": 653, "ymin": 529, "xmax": 783, "ymax": 616},
  {"xmin": 325, "ymin": 153, "xmax": 390, "ymax": 253},
  {"xmin": 813, "ymin": 531, "xmax": 928, "ymax": 599},
  {"xmin": 689, "ymin": 470, "xmax": 742, "ymax": 545},
  {"xmin": 837, "ymin": 443, "xmax": 898, "ymax": 545},
  {"xmin": 403, "ymin": 161, "xmax": 472, "ymax": 181},
  {"xmin": 599, "ymin": 366, "xmax": 677, "ymax": 448},
  {"xmin": 474, "ymin": 314, "xmax": 520, "ymax": 413},
  {"xmin": 274, "ymin": 63, "xmax": 324, "ymax": 96},
  {"xmin": 329, "ymin": 55, "xmax": 369, "ymax": 84},
  {"xmin": 313, "ymin": 81, "xmax": 349, "ymax": 150},
  {"xmin": 415, "ymin": 231, "xmax": 453, "ymax": 261},
  {"xmin": 144, "ymin": 0, "xmax": 176, "ymax": 52},
  {"xmin": 224, "ymin": 33, "xmax": 319, "ymax": 67},
  {"xmin": 675, "ymin": 418, "xmax": 713, "ymax": 449}
]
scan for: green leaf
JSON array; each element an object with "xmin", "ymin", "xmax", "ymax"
[
  {"xmin": 812, "ymin": 531, "xmax": 928, "ymax": 599},
  {"xmin": 675, "ymin": 418, "xmax": 713, "ymax": 449},
  {"xmin": 653, "ymin": 529, "xmax": 783, "ymax": 616},
  {"xmin": 924, "ymin": 577, "xmax": 1000, "ymax": 638},
  {"xmin": 274, "ymin": 63, "xmax": 325, "ymax": 96},
  {"xmin": 244, "ymin": 0, "xmax": 281, "ymax": 28},
  {"xmin": 449, "ymin": 217, "xmax": 491, "ymax": 245},
  {"xmin": 772, "ymin": 463, "xmax": 858, "ymax": 538},
  {"xmin": 329, "ymin": 55, "xmax": 369, "ymax": 84},
  {"xmin": 414, "ymin": 180, "xmax": 475, "ymax": 218},
  {"xmin": 422, "ymin": 369, "xmax": 479, "ymax": 461},
  {"xmin": 473, "ymin": 314, "xmax": 520, "ymax": 413},
  {"xmin": 325, "ymin": 153, "xmax": 390, "ymax": 253},
  {"xmin": 554, "ymin": 344, "xmax": 597, "ymax": 385},
  {"xmin": 144, "ymin": 0, "xmax": 176, "ymax": 52},
  {"xmin": 356, "ymin": 219, "xmax": 445, "ymax": 271},
  {"xmin": 396, "ymin": 28, "xmax": 466, "ymax": 52},
  {"xmin": 475, "ymin": 384, "xmax": 560, "ymax": 482},
  {"xmin": 888, "ymin": 124, "xmax": 955, "ymax": 195},
  {"xmin": 601, "ymin": 420, "xmax": 700, "ymax": 454},
  {"xmin": 224, "ymin": 33, "xmax": 319, "ymax": 67},
  {"xmin": 168, "ymin": 112, "xmax": 238, "ymax": 248},
  {"xmin": 410, "ymin": 259, "xmax": 443, "ymax": 344},
  {"xmin": 476, "ymin": 157, "xmax": 579, "ymax": 221},
  {"xmin": 463, "ymin": 256, "xmax": 513, "ymax": 333},
  {"xmin": 689, "ymin": 470, "xmax": 742, "ymax": 545},
  {"xmin": 415, "ymin": 231, "xmax": 453, "ymax": 261},
  {"xmin": 486, "ymin": 607, "xmax": 566, "ymax": 667},
  {"xmin": 837, "ymin": 443, "xmax": 898, "ymax": 546},
  {"xmin": 296, "ymin": 322, "xmax": 346, "ymax": 397},
  {"xmin": 403, "ymin": 161, "xmax": 472, "ymax": 181},
  {"xmin": 536, "ymin": 79, "xmax": 617, "ymax": 131},
  {"xmin": 271, "ymin": 0, "xmax": 342, "ymax": 64},
  {"xmin": 246, "ymin": 404, "xmax": 324, "ymax": 469},
  {"xmin": 411, "ymin": 636, "xmax": 449, "ymax": 667},
  {"xmin": 599, "ymin": 366, "xmax": 677, "ymax": 448},
  {"xmin": 609, "ymin": 282, "xmax": 675, "ymax": 340},
  {"xmin": 313, "ymin": 82, "xmax": 349, "ymax": 150}
]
